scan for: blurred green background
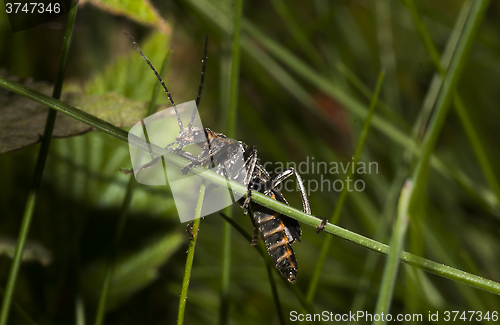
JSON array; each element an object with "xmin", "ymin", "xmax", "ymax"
[{"xmin": 1, "ymin": 0, "xmax": 500, "ymax": 324}]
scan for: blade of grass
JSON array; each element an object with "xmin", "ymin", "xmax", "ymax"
[
  {"xmin": 0, "ymin": 286, "xmax": 37, "ymax": 325},
  {"xmin": 422, "ymin": 221, "xmax": 490, "ymax": 311},
  {"xmin": 177, "ymin": 184, "xmax": 205, "ymax": 325},
  {"xmin": 306, "ymin": 69, "xmax": 385, "ymax": 303},
  {"xmin": 0, "ymin": 76, "xmax": 130, "ymax": 143},
  {"xmin": 336, "ymin": 61, "xmax": 409, "ymax": 132},
  {"xmin": 219, "ymin": 1, "xmax": 243, "ymax": 324},
  {"xmin": 189, "ymin": 0, "xmax": 498, "ymax": 212},
  {"xmin": 404, "ymin": 0, "xmax": 500, "ymax": 212},
  {"xmin": 381, "ymin": 0, "xmax": 490, "ymax": 314},
  {"xmin": 76, "ymin": 294, "xmax": 86, "ymax": 325},
  {"xmin": 409, "ymin": 0, "xmax": 489, "ymax": 201},
  {"xmin": 349, "ymin": 161, "xmax": 408, "ymax": 319},
  {"xmin": 2, "ymin": 76, "xmax": 500, "ymax": 296},
  {"xmin": 189, "ymin": 0, "xmax": 410, "ymax": 147},
  {"xmin": 270, "ymin": 0, "xmax": 326, "ymax": 71},
  {"xmin": 453, "ymin": 97, "xmax": 500, "ymax": 209},
  {"xmin": 373, "ymin": 180, "xmax": 412, "ymax": 324},
  {"xmin": 93, "ymin": 48, "xmax": 171, "ymax": 325},
  {"xmin": 402, "ymin": 0, "xmax": 494, "ymax": 314},
  {"xmin": 0, "ymin": 3, "xmax": 78, "ymax": 325},
  {"xmin": 264, "ymin": 252, "xmax": 286, "ymax": 325},
  {"xmin": 225, "ymin": 0, "xmax": 243, "ymax": 139},
  {"xmin": 375, "ymin": 0, "xmax": 401, "ymax": 113}
]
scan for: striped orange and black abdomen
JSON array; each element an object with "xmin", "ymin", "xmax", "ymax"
[
  {"xmin": 252, "ymin": 191, "xmax": 299, "ymax": 282},
  {"xmin": 255, "ymin": 210, "xmax": 298, "ymax": 282}
]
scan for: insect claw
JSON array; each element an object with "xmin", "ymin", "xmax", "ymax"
[
  {"xmin": 241, "ymin": 190, "xmax": 252, "ymax": 214},
  {"xmin": 119, "ymin": 168, "xmax": 134, "ymax": 175},
  {"xmin": 181, "ymin": 163, "xmax": 195, "ymax": 175},
  {"xmin": 186, "ymin": 221, "xmax": 195, "ymax": 241},
  {"xmin": 316, "ymin": 217, "xmax": 327, "ymax": 233}
]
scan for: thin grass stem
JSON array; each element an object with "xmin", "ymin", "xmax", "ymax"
[
  {"xmin": 177, "ymin": 184, "xmax": 205, "ymax": 325},
  {"xmin": 219, "ymin": 1, "xmax": 243, "ymax": 324},
  {"xmin": 306, "ymin": 70, "xmax": 385, "ymax": 303},
  {"xmin": 373, "ymin": 180, "xmax": 412, "ymax": 323},
  {"xmin": 0, "ymin": 3, "xmax": 78, "ymax": 324},
  {"xmin": 404, "ymin": 0, "xmax": 500, "ymax": 212},
  {"xmin": 93, "ymin": 47, "xmax": 170, "ymax": 325}
]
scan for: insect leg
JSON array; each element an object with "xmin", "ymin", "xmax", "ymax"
[
  {"xmin": 316, "ymin": 216, "xmax": 327, "ymax": 233},
  {"xmin": 195, "ymin": 36, "xmax": 208, "ymax": 109},
  {"xmin": 180, "ymin": 146, "xmax": 212, "ymax": 175},
  {"xmin": 186, "ymin": 220, "xmax": 194, "ymax": 240},
  {"xmin": 124, "ymin": 31, "xmax": 183, "ymax": 132},
  {"xmin": 266, "ymin": 167, "xmax": 311, "ymax": 215},
  {"xmin": 180, "ymin": 140, "xmax": 235, "ymax": 175},
  {"xmin": 247, "ymin": 206, "xmax": 259, "ymax": 246},
  {"xmin": 187, "ymin": 36, "xmax": 209, "ymax": 138},
  {"xmin": 120, "ymin": 156, "xmax": 161, "ymax": 176},
  {"xmin": 241, "ymin": 146, "xmax": 258, "ymax": 215},
  {"xmin": 243, "ymin": 146, "xmax": 258, "ymax": 186}
]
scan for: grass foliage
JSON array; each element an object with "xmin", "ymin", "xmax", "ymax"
[{"xmin": 1, "ymin": 0, "xmax": 500, "ymax": 324}]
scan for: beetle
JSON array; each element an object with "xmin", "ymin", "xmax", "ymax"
[{"xmin": 124, "ymin": 31, "xmax": 314, "ymax": 282}]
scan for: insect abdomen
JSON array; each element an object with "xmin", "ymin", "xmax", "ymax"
[{"xmin": 254, "ymin": 211, "xmax": 298, "ymax": 282}]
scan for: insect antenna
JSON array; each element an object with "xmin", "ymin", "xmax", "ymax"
[
  {"xmin": 188, "ymin": 36, "xmax": 208, "ymax": 136},
  {"xmin": 124, "ymin": 30, "xmax": 184, "ymax": 132}
]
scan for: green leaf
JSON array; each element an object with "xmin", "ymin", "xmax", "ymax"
[
  {"xmin": 85, "ymin": 31, "xmax": 171, "ymax": 100},
  {"xmin": 0, "ymin": 237, "xmax": 52, "ymax": 266},
  {"xmin": 0, "ymin": 77, "xmax": 168, "ymax": 154},
  {"xmin": 81, "ymin": 0, "xmax": 170, "ymax": 33},
  {"xmin": 0, "ymin": 32, "xmax": 171, "ymax": 154}
]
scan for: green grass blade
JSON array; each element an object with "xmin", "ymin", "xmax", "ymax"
[
  {"xmin": 409, "ymin": 0, "xmax": 490, "ymax": 196},
  {"xmin": 373, "ymin": 181, "xmax": 412, "ymax": 324},
  {"xmin": 375, "ymin": 0, "xmax": 400, "ymax": 113},
  {"xmin": 404, "ymin": 0, "xmax": 500, "ymax": 212},
  {"xmin": 335, "ymin": 61, "xmax": 409, "ymax": 132},
  {"xmin": 76, "ymin": 294, "xmax": 86, "ymax": 325},
  {"xmin": 264, "ymin": 256, "xmax": 286, "ymax": 325},
  {"xmin": 306, "ymin": 69, "xmax": 385, "ymax": 303},
  {"xmin": 270, "ymin": 0, "xmax": 325, "ymax": 70},
  {"xmin": 402, "ymin": 0, "xmax": 447, "ymax": 76},
  {"xmin": 0, "ymin": 3, "xmax": 78, "ymax": 324},
  {"xmin": 93, "ymin": 49, "xmax": 170, "ymax": 325},
  {"xmin": 349, "ymin": 164, "xmax": 409, "ymax": 318},
  {"xmin": 0, "ymin": 76, "xmax": 130, "ymax": 143},
  {"xmin": 454, "ymin": 96, "xmax": 500, "ymax": 210},
  {"xmin": 226, "ymin": 0, "xmax": 243, "ymax": 139},
  {"xmin": 219, "ymin": 1, "xmax": 243, "ymax": 324},
  {"xmin": 0, "ymin": 286, "xmax": 37, "ymax": 325},
  {"xmin": 186, "ymin": 0, "xmax": 498, "ymax": 213},
  {"xmin": 177, "ymin": 184, "xmax": 205, "ymax": 325}
]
